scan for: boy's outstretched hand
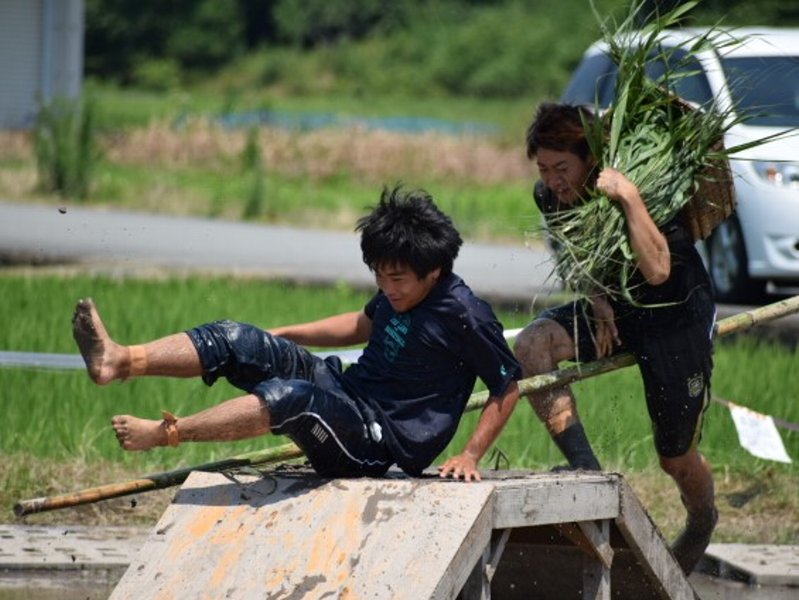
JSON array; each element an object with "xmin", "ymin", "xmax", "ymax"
[{"xmin": 438, "ymin": 452, "xmax": 481, "ymax": 482}]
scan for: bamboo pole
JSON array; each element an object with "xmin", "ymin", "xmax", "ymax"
[
  {"xmin": 471, "ymin": 294, "xmax": 799, "ymax": 410},
  {"xmin": 715, "ymin": 295, "xmax": 799, "ymax": 337},
  {"xmin": 14, "ymin": 444, "xmax": 303, "ymax": 517},
  {"xmin": 14, "ymin": 295, "xmax": 799, "ymax": 517}
]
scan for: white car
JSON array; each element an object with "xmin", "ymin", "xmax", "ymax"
[{"xmin": 561, "ymin": 28, "xmax": 799, "ymax": 303}]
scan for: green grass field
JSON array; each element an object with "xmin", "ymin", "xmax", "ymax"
[
  {"xmin": 2, "ymin": 272, "xmax": 796, "ymax": 470},
  {"xmin": 1, "ymin": 272, "xmax": 797, "ymax": 541}
]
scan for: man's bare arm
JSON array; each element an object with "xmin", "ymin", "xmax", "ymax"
[{"xmin": 596, "ymin": 167, "xmax": 671, "ymax": 285}]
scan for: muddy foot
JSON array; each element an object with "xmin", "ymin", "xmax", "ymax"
[
  {"xmin": 111, "ymin": 415, "xmax": 168, "ymax": 451},
  {"xmin": 72, "ymin": 298, "xmax": 125, "ymax": 384}
]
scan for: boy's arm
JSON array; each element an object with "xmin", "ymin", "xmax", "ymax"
[
  {"xmin": 268, "ymin": 310, "xmax": 372, "ymax": 347},
  {"xmin": 438, "ymin": 380, "xmax": 520, "ymax": 482}
]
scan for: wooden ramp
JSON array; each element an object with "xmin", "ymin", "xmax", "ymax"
[{"xmin": 110, "ymin": 468, "xmax": 697, "ymax": 600}]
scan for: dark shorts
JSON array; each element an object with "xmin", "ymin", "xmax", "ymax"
[
  {"xmin": 186, "ymin": 320, "xmax": 392, "ymax": 477},
  {"xmin": 539, "ymin": 296, "xmax": 715, "ymax": 458}
]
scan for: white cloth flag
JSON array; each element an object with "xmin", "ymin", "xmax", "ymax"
[{"xmin": 728, "ymin": 402, "xmax": 792, "ymax": 464}]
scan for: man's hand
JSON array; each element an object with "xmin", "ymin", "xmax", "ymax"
[
  {"xmin": 596, "ymin": 167, "xmax": 635, "ymax": 203},
  {"xmin": 438, "ymin": 452, "xmax": 481, "ymax": 482},
  {"xmin": 591, "ymin": 294, "xmax": 620, "ymax": 359}
]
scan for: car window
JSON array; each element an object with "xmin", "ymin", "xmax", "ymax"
[
  {"xmin": 721, "ymin": 56, "xmax": 799, "ymax": 127},
  {"xmin": 564, "ymin": 46, "xmax": 712, "ymax": 110},
  {"xmin": 562, "ymin": 53, "xmax": 617, "ymax": 107},
  {"xmin": 646, "ymin": 48, "xmax": 714, "ymax": 106}
]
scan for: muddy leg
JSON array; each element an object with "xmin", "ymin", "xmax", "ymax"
[
  {"xmin": 72, "ymin": 297, "xmax": 202, "ymax": 384},
  {"xmin": 661, "ymin": 449, "xmax": 717, "ymax": 574}
]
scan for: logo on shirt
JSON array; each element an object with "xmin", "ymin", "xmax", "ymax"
[
  {"xmin": 310, "ymin": 423, "xmax": 329, "ymax": 444},
  {"xmin": 383, "ymin": 313, "xmax": 411, "ymax": 362},
  {"xmin": 686, "ymin": 373, "xmax": 705, "ymax": 398}
]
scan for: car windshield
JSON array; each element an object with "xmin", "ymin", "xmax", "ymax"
[{"xmin": 721, "ymin": 56, "xmax": 799, "ymax": 127}]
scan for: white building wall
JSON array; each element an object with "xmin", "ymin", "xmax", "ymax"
[
  {"xmin": 0, "ymin": 0, "xmax": 41, "ymax": 129},
  {"xmin": 0, "ymin": 0, "xmax": 84, "ymax": 130},
  {"xmin": 46, "ymin": 0, "xmax": 84, "ymax": 101}
]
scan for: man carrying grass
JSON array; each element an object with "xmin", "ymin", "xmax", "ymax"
[
  {"xmin": 72, "ymin": 186, "xmax": 521, "ymax": 482},
  {"xmin": 514, "ymin": 103, "xmax": 717, "ymax": 575}
]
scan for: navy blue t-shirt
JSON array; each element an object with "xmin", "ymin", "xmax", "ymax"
[{"xmin": 340, "ymin": 272, "xmax": 521, "ymax": 476}]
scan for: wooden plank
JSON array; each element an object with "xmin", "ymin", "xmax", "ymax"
[
  {"xmin": 111, "ymin": 471, "xmax": 494, "ymax": 600},
  {"xmin": 460, "ymin": 541, "xmax": 491, "ymax": 600},
  {"xmin": 581, "ymin": 520, "xmax": 611, "ymax": 600},
  {"xmin": 485, "ymin": 529, "xmax": 511, "ymax": 584},
  {"xmin": 460, "ymin": 528, "xmax": 511, "ymax": 600},
  {"xmin": 582, "ymin": 552, "xmax": 611, "ymax": 600},
  {"xmin": 578, "ymin": 520, "xmax": 614, "ymax": 569},
  {"xmin": 704, "ymin": 543, "xmax": 799, "ymax": 586},
  {"xmin": 554, "ymin": 523, "xmax": 597, "ymax": 558},
  {"xmin": 615, "ymin": 479, "xmax": 697, "ymax": 600},
  {"xmin": 551, "ymin": 519, "xmax": 614, "ymax": 569},
  {"xmin": 491, "ymin": 472, "xmax": 621, "ymax": 529},
  {"xmin": 431, "ymin": 491, "xmax": 494, "ymax": 600}
]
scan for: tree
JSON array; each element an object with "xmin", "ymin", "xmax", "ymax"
[{"xmin": 84, "ymin": 0, "xmax": 245, "ymax": 82}]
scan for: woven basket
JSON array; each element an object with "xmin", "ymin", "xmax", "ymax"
[
  {"xmin": 662, "ymin": 92, "xmax": 736, "ymax": 241},
  {"xmin": 679, "ymin": 138, "xmax": 736, "ymax": 240}
]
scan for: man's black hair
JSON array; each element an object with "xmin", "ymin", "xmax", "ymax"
[
  {"xmin": 356, "ymin": 185, "xmax": 463, "ymax": 278},
  {"xmin": 525, "ymin": 102, "xmax": 596, "ymax": 161}
]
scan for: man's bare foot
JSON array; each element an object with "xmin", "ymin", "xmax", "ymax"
[
  {"xmin": 72, "ymin": 298, "xmax": 127, "ymax": 384},
  {"xmin": 111, "ymin": 415, "xmax": 168, "ymax": 451}
]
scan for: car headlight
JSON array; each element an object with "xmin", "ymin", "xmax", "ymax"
[{"xmin": 751, "ymin": 161, "xmax": 799, "ymax": 188}]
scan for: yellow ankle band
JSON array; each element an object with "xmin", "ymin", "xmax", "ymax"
[{"xmin": 129, "ymin": 345, "xmax": 148, "ymax": 377}]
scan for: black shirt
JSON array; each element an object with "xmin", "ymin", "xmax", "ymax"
[{"xmin": 341, "ymin": 272, "xmax": 521, "ymax": 476}]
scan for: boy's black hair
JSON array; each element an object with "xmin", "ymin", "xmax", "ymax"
[{"xmin": 356, "ymin": 185, "xmax": 463, "ymax": 278}]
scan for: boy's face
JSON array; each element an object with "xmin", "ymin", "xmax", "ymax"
[{"xmin": 375, "ymin": 263, "xmax": 441, "ymax": 313}]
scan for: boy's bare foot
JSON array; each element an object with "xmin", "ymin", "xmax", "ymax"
[
  {"xmin": 72, "ymin": 298, "xmax": 127, "ymax": 384},
  {"xmin": 111, "ymin": 415, "xmax": 169, "ymax": 451}
]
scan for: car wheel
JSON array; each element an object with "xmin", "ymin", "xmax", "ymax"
[{"xmin": 706, "ymin": 216, "xmax": 766, "ymax": 304}]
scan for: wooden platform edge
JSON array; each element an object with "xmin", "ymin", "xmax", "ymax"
[
  {"xmin": 615, "ymin": 479, "xmax": 698, "ymax": 600},
  {"xmin": 432, "ymin": 492, "xmax": 495, "ymax": 600},
  {"xmin": 491, "ymin": 472, "xmax": 621, "ymax": 529}
]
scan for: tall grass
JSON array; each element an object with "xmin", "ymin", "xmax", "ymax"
[
  {"xmin": 34, "ymin": 95, "xmax": 99, "ymax": 200},
  {"xmin": 4, "ymin": 117, "xmax": 536, "ymax": 243},
  {"xmin": 1, "ymin": 273, "xmax": 796, "ymax": 477},
  {"xmin": 241, "ymin": 126, "xmax": 267, "ymax": 219}
]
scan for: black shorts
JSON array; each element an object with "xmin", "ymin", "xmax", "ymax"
[
  {"xmin": 539, "ymin": 296, "xmax": 715, "ymax": 458},
  {"xmin": 187, "ymin": 320, "xmax": 392, "ymax": 477}
]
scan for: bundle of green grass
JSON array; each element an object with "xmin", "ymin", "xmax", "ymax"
[{"xmin": 546, "ymin": 1, "xmax": 746, "ymax": 302}]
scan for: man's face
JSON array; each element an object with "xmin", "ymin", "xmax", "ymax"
[
  {"xmin": 375, "ymin": 263, "xmax": 441, "ymax": 313},
  {"xmin": 536, "ymin": 147, "xmax": 595, "ymax": 206}
]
